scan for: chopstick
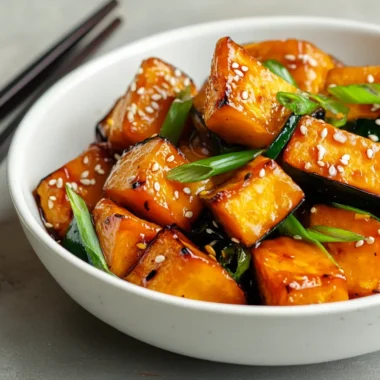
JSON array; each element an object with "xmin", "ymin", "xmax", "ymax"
[
  {"xmin": 0, "ymin": 17, "xmax": 122, "ymax": 162},
  {"xmin": 0, "ymin": 0, "xmax": 118, "ymax": 119}
]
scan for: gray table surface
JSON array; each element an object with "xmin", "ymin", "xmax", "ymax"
[{"xmin": 2, "ymin": 0, "xmax": 380, "ymax": 379}]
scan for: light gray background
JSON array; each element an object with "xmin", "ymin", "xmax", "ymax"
[{"xmin": 2, "ymin": 1, "xmax": 380, "ymax": 379}]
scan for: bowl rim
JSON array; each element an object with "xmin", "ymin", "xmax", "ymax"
[{"xmin": 8, "ymin": 15, "xmax": 380, "ymax": 317}]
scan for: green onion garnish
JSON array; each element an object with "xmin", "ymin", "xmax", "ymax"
[
  {"xmin": 66, "ymin": 185, "xmax": 113, "ymax": 275},
  {"xmin": 160, "ymin": 86, "xmax": 193, "ymax": 145},
  {"xmin": 331, "ymin": 202, "xmax": 380, "ymax": 222},
  {"xmin": 234, "ymin": 246, "xmax": 251, "ymax": 282},
  {"xmin": 277, "ymin": 92, "xmax": 319, "ymax": 115},
  {"xmin": 328, "ymin": 84, "xmax": 380, "ymax": 104},
  {"xmin": 263, "ymin": 59, "xmax": 298, "ymax": 87},
  {"xmin": 307, "ymin": 226, "xmax": 365, "ymax": 243},
  {"xmin": 167, "ymin": 149, "xmax": 264, "ymax": 183}
]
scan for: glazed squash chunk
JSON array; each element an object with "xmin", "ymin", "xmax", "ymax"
[
  {"xmin": 310, "ymin": 204, "xmax": 380, "ymax": 298},
  {"xmin": 252, "ymin": 237, "xmax": 349, "ymax": 305},
  {"xmin": 35, "ymin": 144, "xmax": 115, "ymax": 238},
  {"xmin": 204, "ymin": 37, "xmax": 297, "ymax": 149},
  {"xmin": 283, "ymin": 116, "xmax": 380, "ymax": 201},
  {"xmin": 126, "ymin": 228, "xmax": 246, "ymax": 304},
  {"xmin": 97, "ymin": 57, "xmax": 196, "ymax": 150},
  {"xmin": 200, "ymin": 156, "xmax": 304, "ymax": 247},
  {"xmin": 104, "ymin": 136, "xmax": 203, "ymax": 231},
  {"xmin": 190, "ymin": 80, "xmax": 208, "ymax": 133},
  {"xmin": 325, "ymin": 66, "xmax": 380, "ymax": 120},
  {"xmin": 93, "ymin": 199, "xmax": 160, "ymax": 278},
  {"xmin": 245, "ymin": 39, "xmax": 335, "ymax": 93}
]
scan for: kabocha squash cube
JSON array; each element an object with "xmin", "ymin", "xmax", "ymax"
[
  {"xmin": 204, "ymin": 37, "xmax": 297, "ymax": 149},
  {"xmin": 200, "ymin": 156, "xmax": 304, "ymax": 247},
  {"xmin": 97, "ymin": 57, "xmax": 196, "ymax": 150},
  {"xmin": 35, "ymin": 144, "xmax": 115, "ymax": 238},
  {"xmin": 325, "ymin": 66, "xmax": 380, "ymax": 120},
  {"xmin": 93, "ymin": 199, "xmax": 160, "ymax": 278},
  {"xmin": 245, "ymin": 39, "xmax": 335, "ymax": 93},
  {"xmin": 104, "ymin": 136, "xmax": 203, "ymax": 231},
  {"xmin": 252, "ymin": 237, "xmax": 349, "ymax": 306},
  {"xmin": 126, "ymin": 228, "xmax": 246, "ymax": 304},
  {"xmin": 283, "ymin": 116, "xmax": 380, "ymax": 206},
  {"xmin": 310, "ymin": 204, "xmax": 380, "ymax": 298}
]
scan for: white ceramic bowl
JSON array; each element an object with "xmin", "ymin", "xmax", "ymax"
[{"xmin": 8, "ymin": 16, "xmax": 380, "ymax": 366}]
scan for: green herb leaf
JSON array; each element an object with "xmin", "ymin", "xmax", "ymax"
[
  {"xmin": 220, "ymin": 245, "xmax": 251, "ymax": 283},
  {"xmin": 167, "ymin": 149, "xmax": 264, "ymax": 183},
  {"xmin": 65, "ymin": 185, "xmax": 113, "ymax": 275},
  {"xmin": 160, "ymin": 86, "xmax": 193, "ymax": 145},
  {"xmin": 307, "ymin": 226, "xmax": 365, "ymax": 243},
  {"xmin": 328, "ymin": 84, "xmax": 380, "ymax": 104},
  {"xmin": 277, "ymin": 92, "xmax": 319, "ymax": 115},
  {"xmin": 61, "ymin": 218, "xmax": 89, "ymax": 263},
  {"xmin": 234, "ymin": 246, "xmax": 251, "ymax": 282},
  {"xmin": 263, "ymin": 59, "xmax": 298, "ymax": 87},
  {"xmin": 278, "ymin": 214, "xmax": 338, "ymax": 266},
  {"xmin": 331, "ymin": 202, "xmax": 380, "ymax": 222}
]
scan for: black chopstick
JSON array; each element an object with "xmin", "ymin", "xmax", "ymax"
[
  {"xmin": 0, "ymin": 17, "xmax": 122, "ymax": 163},
  {"xmin": 0, "ymin": 0, "xmax": 118, "ymax": 119}
]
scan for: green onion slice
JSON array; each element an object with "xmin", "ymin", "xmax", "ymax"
[
  {"xmin": 277, "ymin": 92, "xmax": 319, "ymax": 115},
  {"xmin": 331, "ymin": 202, "xmax": 380, "ymax": 222},
  {"xmin": 328, "ymin": 84, "xmax": 380, "ymax": 104},
  {"xmin": 307, "ymin": 226, "xmax": 365, "ymax": 243},
  {"xmin": 263, "ymin": 59, "xmax": 298, "ymax": 87}
]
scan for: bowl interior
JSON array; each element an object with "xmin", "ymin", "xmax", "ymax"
[{"xmin": 8, "ymin": 16, "xmax": 380, "ymax": 312}]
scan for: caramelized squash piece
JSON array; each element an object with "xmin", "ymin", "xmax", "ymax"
[
  {"xmin": 252, "ymin": 237, "xmax": 348, "ymax": 305},
  {"xmin": 245, "ymin": 39, "xmax": 335, "ymax": 93},
  {"xmin": 104, "ymin": 136, "xmax": 203, "ymax": 231},
  {"xmin": 201, "ymin": 156, "xmax": 304, "ymax": 246},
  {"xmin": 310, "ymin": 204, "xmax": 380, "ymax": 298},
  {"xmin": 204, "ymin": 37, "xmax": 297, "ymax": 149},
  {"xmin": 126, "ymin": 228, "xmax": 246, "ymax": 304},
  {"xmin": 35, "ymin": 144, "xmax": 115, "ymax": 237},
  {"xmin": 93, "ymin": 199, "xmax": 160, "ymax": 278},
  {"xmin": 97, "ymin": 58, "xmax": 196, "ymax": 150},
  {"xmin": 325, "ymin": 66, "xmax": 380, "ymax": 120},
  {"xmin": 283, "ymin": 116, "xmax": 380, "ymax": 199}
]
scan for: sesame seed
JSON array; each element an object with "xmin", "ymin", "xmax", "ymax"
[
  {"xmin": 369, "ymin": 134, "xmax": 379, "ymax": 142},
  {"xmin": 241, "ymin": 90, "xmax": 248, "ymax": 100},
  {"xmin": 155, "ymin": 255, "xmax": 166, "ymax": 263},
  {"xmin": 355, "ymin": 240, "xmax": 364, "ymax": 248},
  {"xmin": 185, "ymin": 210, "xmax": 193, "ymax": 218},
  {"xmin": 337, "ymin": 165, "xmax": 344, "ymax": 173},
  {"xmin": 371, "ymin": 104, "xmax": 380, "ymax": 112},
  {"xmin": 288, "ymin": 64, "xmax": 297, "ymax": 70},
  {"xmin": 333, "ymin": 132, "xmax": 347, "ymax": 143},
  {"xmin": 241, "ymin": 65, "xmax": 249, "ymax": 72},
  {"xmin": 231, "ymin": 237, "xmax": 240, "ymax": 244},
  {"xmin": 127, "ymin": 111, "xmax": 134, "ymax": 122},
  {"xmin": 83, "ymin": 156, "xmax": 89, "ymax": 165},
  {"xmin": 300, "ymin": 125, "xmax": 307, "ymax": 135},
  {"xmin": 151, "ymin": 101, "xmax": 159, "ymax": 110},
  {"xmin": 367, "ymin": 236, "xmax": 375, "ymax": 244},
  {"xmin": 209, "ymin": 240, "xmax": 218, "ymax": 246},
  {"xmin": 151, "ymin": 93, "xmax": 161, "ymax": 101},
  {"xmin": 234, "ymin": 69, "xmax": 244, "ymax": 77},
  {"xmin": 329, "ymin": 165, "xmax": 337, "ymax": 176},
  {"xmin": 184, "ymin": 78, "xmax": 191, "ymax": 86},
  {"xmin": 201, "ymin": 148, "xmax": 209, "ymax": 155},
  {"xmin": 94, "ymin": 164, "xmax": 105, "ymax": 175},
  {"xmin": 44, "ymin": 222, "xmax": 53, "ymax": 228},
  {"xmin": 329, "ymin": 84, "xmax": 337, "ymax": 88},
  {"xmin": 145, "ymin": 106, "xmax": 154, "ymax": 114},
  {"xmin": 173, "ymin": 234, "xmax": 178, "ymax": 239},
  {"xmin": 310, "ymin": 207, "xmax": 317, "ymax": 214},
  {"xmin": 212, "ymin": 221, "xmax": 218, "ymax": 228},
  {"xmin": 367, "ymin": 74, "xmax": 375, "ymax": 83},
  {"xmin": 81, "ymin": 171, "xmax": 89, "ymax": 178},
  {"xmin": 136, "ymin": 243, "xmax": 147, "ymax": 250},
  {"xmin": 138, "ymin": 67, "xmax": 143, "ymax": 74},
  {"xmin": 317, "ymin": 145, "xmax": 326, "ymax": 160},
  {"xmin": 367, "ymin": 148, "xmax": 374, "ymax": 159},
  {"xmin": 231, "ymin": 62, "xmax": 239, "ymax": 69},
  {"xmin": 259, "ymin": 168, "xmax": 266, "ymax": 178},
  {"xmin": 320, "ymin": 128, "xmax": 328, "ymax": 139},
  {"xmin": 174, "ymin": 190, "xmax": 179, "ymax": 199},
  {"xmin": 340, "ymin": 154, "xmax": 350, "ymax": 165},
  {"xmin": 166, "ymin": 155, "xmax": 175, "ymax": 162},
  {"xmin": 199, "ymin": 190, "xmax": 208, "ymax": 196},
  {"xmin": 71, "ymin": 182, "xmax": 78, "ymax": 191},
  {"xmin": 66, "ymin": 183, "xmax": 72, "ymax": 189},
  {"xmin": 56, "ymin": 178, "xmax": 63, "ymax": 188},
  {"xmin": 114, "ymin": 153, "xmax": 121, "ymax": 161},
  {"xmin": 154, "ymin": 182, "xmax": 160, "ymax": 192},
  {"xmin": 170, "ymin": 77, "xmax": 176, "ymax": 86},
  {"xmin": 130, "ymin": 82, "xmax": 136, "ymax": 92},
  {"xmin": 304, "ymin": 162, "xmax": 312, "ymax": 170},
  {"xmin": 284, "ymin": 54, "xmax": 296, "ymax": 61},
  {"xmin": 293, "ymin": 235, "xmax": 302, "ymax": 240},
  {"xmin": 376, "ymin": 119, "xmax": 380, "ymax": 126},
  {"xmin": 48, "ymin": 200, "xmax": 54, "ymax": 209},
  {"xmin": 49, "ymin": 195, "xmax": 57, "ymax": 201},
  {"xmin": 80, "ymin": 179, "xmax": 91, "ymax": 186},
  {"xmin": 378, "ymin": 229, "xmax": 380, "ymax": 236},
  {"xmin": 317, "ymin": 161, "xmax": 325, "ymax": 167},
  {"xmin": 183, "ymin": 187, "xmax": 191, "ymax": 195},
  {"xmin": 174, "ymin": 69, "xmax": 181, "ymax": 77},
  {"xmin": 206, "ymin": 228, "xmax": 214, "ymax": 234},
  {"xmin": 90, "ymin": 179, "xmax": 96, "ymax": 185},
  {"xmin": 48, "ymin": 179, "xmax": 57, "ymax": 186},
  {"xmin": 136, "ymin": 87, "xmax": 145, "ymax": 95},
  {"xmin": 151, "ymin": 162, "xmax": 159, "ymax": 172},
  {"xmin": 205, "ymin": 245, "xmax": 216, "ymax": 257}
]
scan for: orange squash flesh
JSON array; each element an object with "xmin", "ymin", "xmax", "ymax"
[
  {"xmin": 325, "ymin": 66, "xmax": 380, "ymax": 120},
  {"xmin": 245, "ymin": 39, "xmax": 335, "ymax": 93},
  {"xmin": 204, "ymin": 37, "xmax": 297, "ymax": 149},
  {"xmin": 126, "ymin": 228, "xmax": 246, "ymax": 304},
  {"xmin": 97, "ymin": 57, "xmax": 196, "ymax": 150},
  {"xmin": 283, "ymin": 115, "xmax": 380, "ymax": 197},
  {"xmin": 104, "ymin": 136, "xmax": 203, "ymax": 231},
  {"xmin": 35, "ymin": 144, "xmax": 115, "ymax": 238},
  {"xmin": 93, "ymin": 199, "xmax": 160, "ymax": 278},
  {"xmin": 310, "ymin": 204, "xmax": 380, "ymax": 298},
  {"xmin": 201, "ymin": 156, "xmax": 304, "ymax": 247},
  {"xmin": 252, "ymin": 237, "xmax": 349, "ymax": 306}
]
